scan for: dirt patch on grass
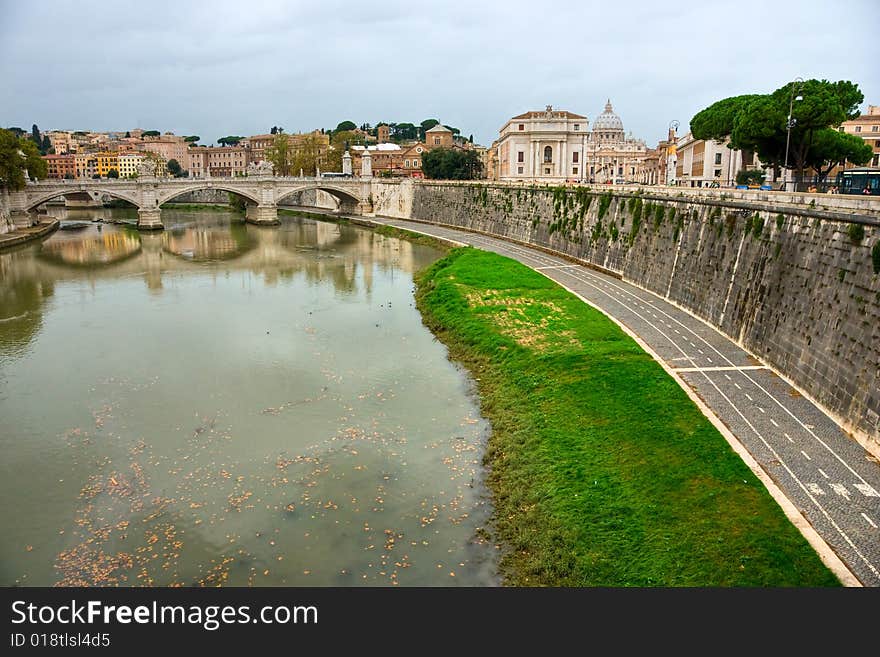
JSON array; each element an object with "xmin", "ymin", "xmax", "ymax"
[{"xmin": 463, "ymin": 288, "xmax": 578, "ymax": 352}]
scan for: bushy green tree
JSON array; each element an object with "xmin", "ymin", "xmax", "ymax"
[
  {"xmin": 690, "ymin": 79, "xmax": 864, "ymax": 181},
  {"xmin": 334, "ymin": 120, "xmax": 357, "ymax": 133},
  {"xmin": 142, "ymin": 130, "xmax": 160, "ymax": 137},
  {"xmin": 0, "ymin": 129, "xmax": 48, "ymax": 188},
  {"xmin": 421, "ymin": 147, "xmax": 483, "ymax": 180}
]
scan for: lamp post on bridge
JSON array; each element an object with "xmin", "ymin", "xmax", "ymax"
[{"xmin": 783, "ymin": 77, "xmax": 804, "ymax": 192}]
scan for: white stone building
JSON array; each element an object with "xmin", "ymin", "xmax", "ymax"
[{"xmin": 495, "ymin": 101, "xmax": 650, "ymax": 183}]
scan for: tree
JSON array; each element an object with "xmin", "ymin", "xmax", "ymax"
[
  {"xmin": 64, "ymin": 173, "xmax": 75, "ymax": 180},
  {"xmin": 0, "ymin": 129, "xmax": 48, "ymax": 189},
  {"xmin": 184, "ymin": 135, "xmax": 200, "ymax": 143},
  {"xmin": 805, "ymin": 129, "xmax": 873, "ymax": 181},
  {"xmin": 142, "ymin": 130, "xmax": 160, "ymax": 137},
  {"xmin": 469, "ymin": 134, "xmax": 474, "ymax": 143},
  {"xmin": 421, "ymin": 147, "xmax": 483, "ymax": 180},
  {"xmin": 290, "ymin": 133, "xmax": 325, "ymax": 177},
  {"xmin": 125, "ymin": 131, "xmax": 131, "ymax": 138},
  {"xmin": 264, "ymin": 133, "xmax": 292, "ymax": 176},
  {"xmin": 167, "ymin": 158, "xmax": 183, "ymax": 177},
  {"xmin": 31, "ymin": 124, "xmax": 41, "ymax": 147},
  {"xmin": 8, "ymin": 127, "xmax": 26, "ymax": 138},
  {"xmin": 40, "ymin": 135, "xmax": 51, "ymax": 154},
  {"xmin": 335, "ymin": 121, "xmax": 357, "ymax": 133},
  {"xmin": 419, "ymin": 119, "xmax": 440, "ymax": 140},
  {"xmin": 217, "ymin": 135, "xmax": 243, "ymax": 147},
  {"xmin": 690, "ymin": 80, "xmax": 864, "ymax": 184},
  {"xmin": 735, "ymin": 169, "xmax": 766, "ymax": 186},
  {"xmin": 107, "ymin": 168, "xmax": 120, "ymax": 179},
  {"xmin": 390, "ymin": 123, "xmax": 418, "ymax": 141},
  {"xmin": 270, "ymin": 126, "xmax": 278, "ymax": 135},
  {"xmin": 324, "ymin": 130, "xmax": 363, "ymax": 172}
]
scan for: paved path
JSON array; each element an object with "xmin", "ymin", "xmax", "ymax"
[{"xmin": 366, "ymin": 215, "xmax": 880, "ymax": 587}]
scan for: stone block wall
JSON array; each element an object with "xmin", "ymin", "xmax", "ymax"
[{"xmin": 410, "ymin": 182, "xmax": 880, "ymax": 448}]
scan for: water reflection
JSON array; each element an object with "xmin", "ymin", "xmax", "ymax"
[{"xmin": 0, "ymin": 209, "xmax": 499, "ymax": 587}]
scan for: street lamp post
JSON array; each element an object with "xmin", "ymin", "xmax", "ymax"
[{"xmin": 783, "ymin": 77, "xmax": 804, "ymax": 192}]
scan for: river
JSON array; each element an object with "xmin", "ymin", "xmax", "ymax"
[{"xmin": 0, "ymin": 208, "xmax": 498, "ymax": 586}]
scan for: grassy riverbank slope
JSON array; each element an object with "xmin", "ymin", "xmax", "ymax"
[{"xmin": 415, "ymin": 247, "xmax": 839, "ymax": 586}]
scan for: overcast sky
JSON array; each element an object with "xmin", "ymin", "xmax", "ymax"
[{"xmin": 2, "ymin": 0, "xmax": 878, "ymax": 147}]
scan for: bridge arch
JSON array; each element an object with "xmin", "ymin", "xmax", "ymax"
[
  {"xmin": 275, "ymin": 184, "xmax": 362, "ymax": 210},
  {"xmin": 26, "ymin": 188, "xmax": 140, "ymax": 212},
  {"xmin": 156, "ymin": 184, "xmax": 261, "ymax": 207}
]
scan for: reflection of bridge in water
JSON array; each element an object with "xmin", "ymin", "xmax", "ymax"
[
  {"xmin": 0, "ymin": 216, "xmax": 426, "ymax": 356},
  {"xmin": 9, "ymin": 176, "xmax": 385, "ymax": 230}
]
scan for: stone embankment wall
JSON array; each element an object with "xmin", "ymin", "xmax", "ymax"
[{"xmin": 410, "ymin": 182, "xmax": 880, "ymax": 449}]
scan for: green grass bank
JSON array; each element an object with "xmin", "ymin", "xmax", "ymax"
[{"xmin": 414, "ymin": 247, "xmax": 840, "ymax": 586}]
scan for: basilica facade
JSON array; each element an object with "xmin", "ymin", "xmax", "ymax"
[{"xmin": 494, "ymin": 101, "xmax": 650, "ymax": 184}]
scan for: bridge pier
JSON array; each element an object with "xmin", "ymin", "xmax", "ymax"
[
  {"xmin": 246, "ymin": 205, "xmax": 279, "ymax": 225},
  {"xmin": 137, "ymin": 208, "xmax": 164, "ymax": 231}
]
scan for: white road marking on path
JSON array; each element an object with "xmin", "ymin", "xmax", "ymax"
[
  {"xmin": 831, "ymin": 483, "xmax": 851, "ymax": 501},
  {"xmin": 784, "ymin": 433, "xmax": 793, "ymax": 443},
  {"xmin": 862, "ymin": 514, "xmax": 878, "ymax": 529},
  {"xmin": 534, "ymin": 265, "xmax": 581, "ymax": 271},
  {"xmin": 818, "ymin": 468, "xmax": 829, "ymax": 479},
  {"xmin": 758, "ymin": 407, "xmax": 766, "ymax": 414},
  {"xmin": 745, "ymin": 393, "xmax": 753, "ymax": 401},
  {"xmin": 807, "ymin": 483, "xmax": 825, "ymax": 496},
  {"xmin": 855, "ymin": 483, "xmax": 879, "ymax": 498},
  {"xmin": 672, "ymin": 365, "xmax": 767, "ymax": 372},
  {"xmin": 801, "ymin": 451, "xmax": 812, "ymax": 461},
  {"xmin": 770, "ymin": 418, "xmax": 779, "ymax": 427}
]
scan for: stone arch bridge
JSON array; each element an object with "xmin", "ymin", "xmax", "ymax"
[{"xmin": 9, "ymin": 175, "xmax": 378, "ymax": 229}]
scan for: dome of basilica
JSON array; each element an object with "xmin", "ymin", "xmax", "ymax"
[{"xmin": 592, "ymin": 99, "xmax": 624, "ymax": 132}]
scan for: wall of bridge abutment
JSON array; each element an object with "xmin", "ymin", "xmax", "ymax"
[{"xmin": 407, "ymin": 182, "xmax": 880, "ymax": 453}]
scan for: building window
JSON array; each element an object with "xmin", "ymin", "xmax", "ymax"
[
  {"xmin": 543, "ymin": 146, "xmax": 552, "ymax": 163},
  {"xmin": 572, "ymin": 167, "xmax": 578, "ymax": 175},
  {"xmin": 518, "ymin": 166, "xmax": 524, "ymax": 174},
  {"xmin": 875, "ymin": 140, "xmax": 880, "ymax": 147},
  {"xmin": 572, "ymin": 151, "xmax": 579, "ymax": 163},
  {"xmin": 855, "ymin": 126, "xmax": 861, "ymax": 132},
  {"xmin": 518, "ymin": 124, "xmax": 524, "ymax": 131},
  {"xmin": 714, "ymin": 169, "xmax": 722, "ymax": 177},
  {"xmin": 544, "ymin": 168, "xmax": 550, "ymax": 174},
  {"xmin": 574, "ymin": 124, "xmax": 580, "ymax": 131},
  {"xmin": 714, "ymin": 153, "xmax": 722, "ymax": 165},
  {"xmin": 433, "ymin": 137, "xmax": 440, "ymax": 145},
  {"xmin": 405, "ymin": 160, "xmax": 410, "ymax": 167},
  {"xmin": 517, "ymin": 151, "xmax": 524, "ymax": 163}
]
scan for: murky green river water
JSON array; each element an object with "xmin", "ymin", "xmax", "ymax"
[{"xmin": 0, "ymin": 208, "xmax": 497, "ymax": 586}]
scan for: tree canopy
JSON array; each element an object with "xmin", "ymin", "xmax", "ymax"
[
  {"xmin": 142, "ymin": 130, "xmax": 160, "ymax": 137},
  {"xmin": 0, "ymin": 128, "xmax": 48, "ymax": 189},
  {"xmin": 167, "ymin": 158, "xmax": 183, "ymax": 177},
  {"xmin": 335, "ymin": 121, "xmax": 357, "ymax": 133},
  {"xmin": 421, "ymin": 147, "xmax": 483, "ymax": 180},
  {"xmin": 217, "ymin": 136, "xmax": 243, "ymax": 147},
  {"xmin": 690, "ymin": 79, "xmax": 865, "ymax": 178},
  {"xmin": 184, "ymin": 135, "xmax": 200, "ymax": 143}
]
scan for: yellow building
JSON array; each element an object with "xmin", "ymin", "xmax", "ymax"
[{"xmin": 95, "ymin": 151, "xmax": 119, "ymax": 177}]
